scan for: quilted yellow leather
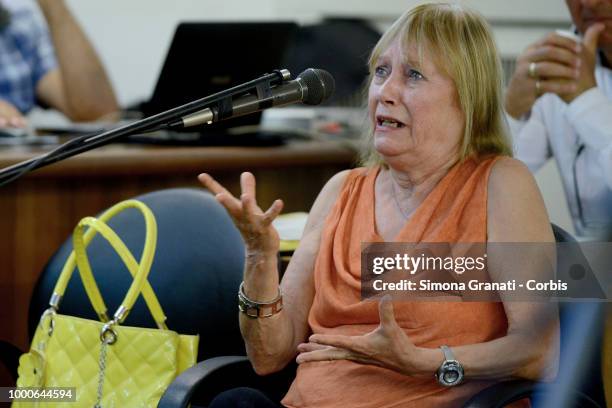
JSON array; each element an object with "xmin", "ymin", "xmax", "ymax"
[
  {"xmin": 13, "ymin": 200, "xmax": 199, "ymax": 408},
  {"xmin": 15, "ymin": 315, "xmax": 198, "ymax": 407}
]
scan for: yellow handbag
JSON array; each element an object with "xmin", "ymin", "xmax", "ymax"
[{"xmin": 13, "ymin": 200, "xmax": 199, "ymax": 407}]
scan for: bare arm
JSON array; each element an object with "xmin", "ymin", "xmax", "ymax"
[
  {"xmin": 35, "ymin": 0, "xmax": 118, "ymax": 121},
  {"xmin": 299, "ymin": 158, "xmax": 559, "ymax": 382},
  {"xmin": 199, "ymin": 170, "xmax": 349, "ymax": 375},
  {"xmin": 446, "ymin": 157, "xmax": 559, "ymax": 380},
  {"xmin": 416, "ymin": 158, "xmax": 559, "ymax": 380}
]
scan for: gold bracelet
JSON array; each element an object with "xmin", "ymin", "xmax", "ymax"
[{"xmin": 238, "ymin": 282, "xmax": 283, "ymax": 318}]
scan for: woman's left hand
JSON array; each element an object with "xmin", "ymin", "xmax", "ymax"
[{"xmin": 296, "ymin": 296, "xmax": 429, "ymax": 377}]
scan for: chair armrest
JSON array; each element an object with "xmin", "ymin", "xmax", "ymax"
[
  {"xmin": 462, "ymin": 380, "xmax": 540, "ymax": 408},
  {"xmin": 158, "ymin": 356, "xmax": 250, "ymax": 408},
  {"xmin": 0, "ymin": 340, "xmax": 23, "ymax": 382},
  {"xmin": 462, "ymin": 379, "xmax": 602, "ymax": 408}
]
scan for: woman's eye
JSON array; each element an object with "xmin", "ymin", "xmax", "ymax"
[
  {"xmin": 407, "ymin": 69, "xmax": 424, "ymax": 80},
  {"xmin": 375, "ymin": 65, "xmax": 389, "ymax": 77}
]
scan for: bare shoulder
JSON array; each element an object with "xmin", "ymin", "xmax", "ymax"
[
  {"xmin": 320, "ymin": 168, "xmax": 352, "ymax": 196},
  {"xmin": 487, "ymin": 157, "xmax": 554, "ymax": 242},
  {"xmin": 488, "ymin": 157, "xmax": 545, "ymax": 206},
  {"xmin": 303, "ymin": 169, "xmax": 352, "ymax": 233},
  {"xmin": 488, "ymin": 156, "xmax": 540, "ymax": 202}
]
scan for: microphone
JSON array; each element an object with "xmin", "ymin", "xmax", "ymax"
[{"xmin": 168, "ymin": 68, "xmax": 335, "ymax": 129}]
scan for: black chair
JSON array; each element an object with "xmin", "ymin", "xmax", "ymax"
[
  {"xmin": 464, "ymin": 224, "xmax": 607, "ymax": 408},
  {"xmin": 159, "ymin": 224, "xmax": 608, "ymax": 408},
  {"xmin": 0, "ymin": 188, "xmax": 247, "ymax": 405}
]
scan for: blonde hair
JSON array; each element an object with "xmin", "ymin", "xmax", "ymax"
[{"xmin": 360, "ymin": 3, "xmax": 512, "ymax": 166}]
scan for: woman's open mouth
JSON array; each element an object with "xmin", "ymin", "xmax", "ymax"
[{"xmin": 376, "ymin": 116, "xmax": 406, "ymax": 128}]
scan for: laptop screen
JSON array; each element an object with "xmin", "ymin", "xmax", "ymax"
[{"xmin": 144, "ymin": 22, "xmax": 298, "ymax": 132}]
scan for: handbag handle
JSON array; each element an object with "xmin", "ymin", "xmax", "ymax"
[{"xmin": 50, "ymin": 200, "xmax": 168, "ymax": 329}]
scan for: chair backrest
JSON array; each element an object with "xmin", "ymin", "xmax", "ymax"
[
  {"xmin": 544, "ymin": 224, "xmax": 606, "ymax": 407},
  {"xmin": 28, "ymin": 188, "xmax": 247, "ymax": 360}
]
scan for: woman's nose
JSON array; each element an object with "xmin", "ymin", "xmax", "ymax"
[{"xmin": 378, "ymin": 75, "xmax": 401, "ymax": 105}]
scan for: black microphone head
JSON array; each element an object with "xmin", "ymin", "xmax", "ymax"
[{"xmin": 297, "ymin": 68, "xmax": 335, "ymax": 105}]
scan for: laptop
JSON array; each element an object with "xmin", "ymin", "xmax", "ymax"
[{"xmin": 143, "ymin": 22, "xmax": 298, "ymax": 135}]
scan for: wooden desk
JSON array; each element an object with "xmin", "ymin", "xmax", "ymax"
[{"xmin": 0, "ymin": 140, "xmax": 356, "ymax": 352}]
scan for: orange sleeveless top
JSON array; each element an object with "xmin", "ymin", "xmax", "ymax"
[{"xmin": 282, "ymin": 156, "xmax": 527, "ymax": 408}]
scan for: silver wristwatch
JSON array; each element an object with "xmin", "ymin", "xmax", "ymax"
[{"xmin": 435, "ymin": 345, "xmax": 464, "ymax": 387}]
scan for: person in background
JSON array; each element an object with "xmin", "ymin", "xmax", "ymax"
[
  {"xmin": 505, "ymin": 0, "xmax": 612, "ymax": 238},
  {"xmin": 0, "ymin": 0, "xmax": 118, "ymax": 127},
  {"xmin": 200, "ymin": 3, "xmax": 558, "ymax": 407}
]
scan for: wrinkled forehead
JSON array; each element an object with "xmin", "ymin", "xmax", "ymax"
[
  {"xmin": 369, "ymin": 9, "xmax": 454, "ymax": 78},
  {"xmin": 373, "ymin": 35, "xmax": 443, "ymax": 70},
  {"xmin": 405, "ymin": 20, "xmax": 456, "ymax": 69},
  {"xmin": 395, "ymin": 33, "xmax": 450, "ymax": 78}
]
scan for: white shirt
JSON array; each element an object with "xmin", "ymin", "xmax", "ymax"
[{"xmin": 508, "ymin": 58, "xmax": 612, "ymax": 238}]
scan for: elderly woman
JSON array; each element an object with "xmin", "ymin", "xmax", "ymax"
[{"xmin": 199, "ymin": 3, "xmax": 558, "ymax": 407}]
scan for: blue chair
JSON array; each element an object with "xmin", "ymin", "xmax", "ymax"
[
  {"xmin": 0, "ymin": 188, "xmax": 247, "ymax": 406},
  {"xmin": 463, "ymin": 224, "xmax": 607, "ymax": 408}
]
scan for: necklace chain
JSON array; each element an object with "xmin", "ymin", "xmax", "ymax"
[{"xmin": 391, "ymin": 180, "xmax": 411, "ymax": 219}]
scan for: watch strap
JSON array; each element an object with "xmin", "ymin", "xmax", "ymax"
[{"xmin": 441, "ymin": 345, "xmax": 455, "ymax": 361}]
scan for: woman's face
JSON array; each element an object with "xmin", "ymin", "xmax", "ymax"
[{"xmin": 368, "ymin": 39, "xmax": 465, "ymax": 168}]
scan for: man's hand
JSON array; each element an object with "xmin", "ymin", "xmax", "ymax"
[
  {"xmin": 505, "ymin": 23, "xmax": 606, "ymax": 119},
  {"xmin": 560, "ymin": 23, "xmax": 605, "ymax": 103},
  {"xmin": 0, "ymin": 100, "xmax": 26, "ymax": 128}
]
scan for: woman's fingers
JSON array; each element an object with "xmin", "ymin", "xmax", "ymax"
[
  {"xmin": 199, "ymin": 172, "xmax": 284, "ymax": 227},
  {"xmin": 378, "ymin": 295, "xmax": 399, "ymax": 329},
  {"xmin": 296, "ymin": 344, "xmax": 378, "ymax": 366},
  {"xmin": 309, "ymin": 333, "xmax": 364, "ymax": 354},
  {"xmin": 296, "ymin": 346, "xmax": 350, "ymax": 364},
  {"xmin": 240, "ymin": 172, "xmax": 257, "ymax": 201},
  {"xmin": 215, "ymin": 192, "xmax": 243, "ymax": 216},
  {"xmin": 198, "ymin": 173, "xmax": 242, "ymax": 211},
  {"xmin": 262, "ymin": 199, "xmax": 284, "ymax": 224},
  {"xmin": 241, "ymin": 192, "xmax": 259, "ymax": 220},
  {"xmin": 297, "ymin": 342, "xmax": 329, "ymax": 353},
  {"xmin": 198, "ymin": 173, "xmax": 237, "ymax": 200}
]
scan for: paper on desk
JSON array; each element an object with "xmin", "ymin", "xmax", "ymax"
[
  {"xmin": 273, "ymin": 212, "xmax": 308, "ymax": 240},
  {"xmin": 273, "ymin": 212, "xmax": 308, "ymax": 252},
  {"xmin": 27, "ymin": 107, "xmax": 130, "ymax": 134}
]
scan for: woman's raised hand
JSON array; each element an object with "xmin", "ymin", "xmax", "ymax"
[{"xmin": 198, "ymin": 172, "xmax": 284, "ymax": 254}]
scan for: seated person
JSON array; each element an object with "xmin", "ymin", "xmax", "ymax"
[
  {"xmin": 504, "ymin": 0, "xmax": 612, "ymax": 238},
  {"xmin": 199, "ymin": 3, "xmax": 559, "ymax": 407},
  {"xmin": 0, "ymin": 0, "xmax": 118, "ymax": 127}
]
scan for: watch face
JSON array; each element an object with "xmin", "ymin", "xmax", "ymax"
[
  {"xmin": 437, "ymin": 360, "xmax": 464, "ymax": 387},
  {"xmin": 443, "ymin": 370, "xmax": 460, "ymax": 383}
]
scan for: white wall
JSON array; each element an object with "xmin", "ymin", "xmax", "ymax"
[
  {"xmin": 277, "ymin": 0, "xmax": 570, "ymax": 21},
  {"xmin": 65, "ymin": 0, "xmax": 571, "ymax": 106}
]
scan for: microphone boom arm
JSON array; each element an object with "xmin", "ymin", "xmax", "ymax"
[{"xmin": 0, "ymin": 69, "xmax": 291, "ymax": 186}]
